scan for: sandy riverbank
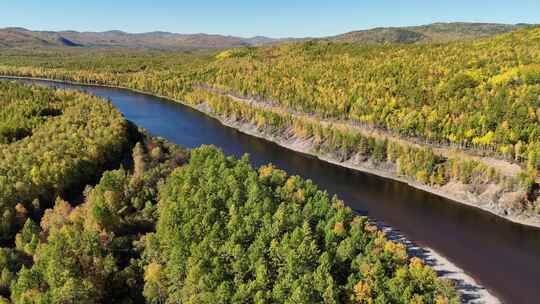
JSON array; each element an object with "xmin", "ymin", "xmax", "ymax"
[{"xmin": 379, "ymin": 224, "xmax": 501, "ymax": 304}]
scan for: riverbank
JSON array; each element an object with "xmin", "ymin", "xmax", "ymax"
[
  {"xmin": 3, "ymin": 75, "xmax": 539, "ymax": 228},
  {"xmin": 0, "ymin": 75, "xmax": 507, "ymax": 302}
]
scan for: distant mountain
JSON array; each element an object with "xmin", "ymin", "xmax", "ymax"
[
  {"xmin": 0, "ymin": 23, "xmax": 536, "ymax": 49},
  {"xmin": 326, "ymin": 22, "xmax": 536, "ymax": 44},
  {"xmin": 0, "ymin": 27, "xmax": 284, "ymax": 49}
]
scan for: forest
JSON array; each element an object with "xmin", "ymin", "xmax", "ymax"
[
  {"xmin": 0, "ymin": 81, "xmax": 129, "ymax": 242},
  {"xmin": 0, "ymin": 82, "xmax": 457, "ymax": 303},
  {"xmin": 0, "ymin": 27, "xmax": 539, "ymax": 218}
]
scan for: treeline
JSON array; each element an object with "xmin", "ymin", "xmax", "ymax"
[{"xmin": 0, "ymin": 81, "xmax": 129, "ymax": 242}]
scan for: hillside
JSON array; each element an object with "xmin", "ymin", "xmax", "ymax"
[
  {"xmin": 327, "ymin": 22, "xmax": 534, "ymax": 44},
  {"xmin": 0, "ymin": 27, "xmax": 284, "ymax": 49},
  {"xmin": 3, "ymin": 27, "xmax": 540, "ymax": 158},
  {"xmin": 1, "ymin": 26, "xmax": 540, "ymax": 225}
]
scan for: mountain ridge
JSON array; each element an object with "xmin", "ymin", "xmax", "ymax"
[
  {"xmin": 0, "ymin": 22, "xmax": 536, "ymax": 49},
  {"xmin": 0, "ymin": 27, "xmax": 288, "ymax": 49}
]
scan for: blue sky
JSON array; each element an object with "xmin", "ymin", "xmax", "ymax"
[{"xmin": 1, "ymin": 0, "xmax": 539, "ymax": 37}]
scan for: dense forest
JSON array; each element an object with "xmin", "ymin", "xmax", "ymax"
[
  {"xmin": 144, "ymin": 146, "xmax": 458, "ymax": 303},
  {"xmin": 0, "ymin": 81, "xmax": 129, "ymax": 242},
  {"xmin": 0, "ymin": 82, "xmax": 457, "ymax": 303},
  {"xmin": 1, "ymin": 26, "xmax": 539, "ymax": 216}
]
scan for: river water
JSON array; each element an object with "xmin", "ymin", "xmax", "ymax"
[{"xmin": 5, "ymin": 78, "xmax": 540, "ymax": 303}]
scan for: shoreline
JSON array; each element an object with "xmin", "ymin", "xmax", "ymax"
[
  {"xmin": 379, "ymin": 224, "xmax": 501, "ymax": 304},
  {"xmin": 0, "ymin": 75, "xmax": 506, "ymax": 302}
]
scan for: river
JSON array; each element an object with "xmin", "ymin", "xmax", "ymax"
[{"xmin": 4, "ymin": 77, "xmax": 540, "ymax": 303}]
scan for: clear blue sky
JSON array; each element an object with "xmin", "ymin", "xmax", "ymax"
[{"xmin": 1, "ymin": 0, "xmax": 539, "ymax": 38}]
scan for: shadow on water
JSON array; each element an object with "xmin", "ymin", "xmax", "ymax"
[{"xmin": 6, "ymin": 77, "xmax": 540, "ymax": 303}]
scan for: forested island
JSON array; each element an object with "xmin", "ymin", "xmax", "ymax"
[
  {"xmin": 1, "ymin": 26, "xmax": 539, "ymax": 226},
  {"xmin": 0, "ymin": 81, "xmax": 459, "ymax": 303}
]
